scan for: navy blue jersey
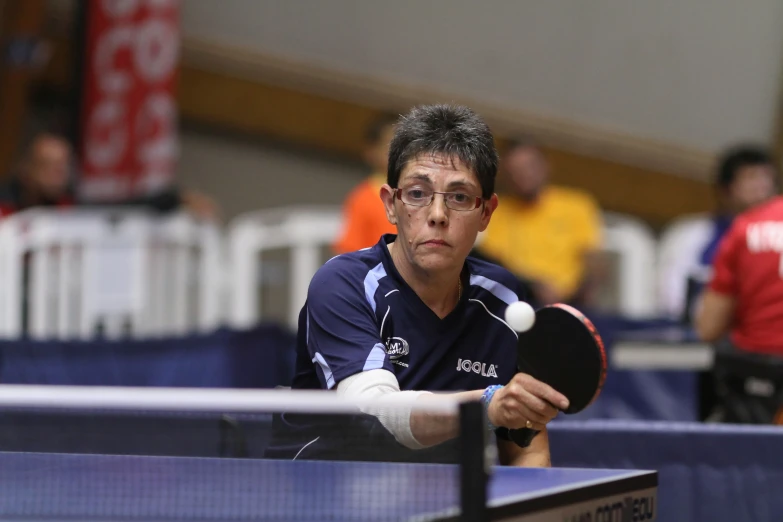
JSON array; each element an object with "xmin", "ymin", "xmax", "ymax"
[{"xmin": 266, "ymin": 234, "xmax": 527, "ymax": 462}]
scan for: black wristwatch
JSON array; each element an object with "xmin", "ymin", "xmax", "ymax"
[
  {"xmin": 508, "ymin": 428, "xmax": 541, "ymax": 448},
  {"xmin": 495, "ymin": 427, "xmax": 541, "ymax": 448}
]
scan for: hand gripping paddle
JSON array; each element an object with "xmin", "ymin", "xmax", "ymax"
[{"xmin": 515, "ymin": 303, "xmax": 608, "ymax": 415}]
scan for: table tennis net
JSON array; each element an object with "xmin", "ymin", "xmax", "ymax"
[{"xmin": 0, "ymin": 385, "xmax": 490, "ymax": 522}]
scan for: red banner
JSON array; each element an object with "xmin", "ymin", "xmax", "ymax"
[{"xmin": 79, "ymin": 0, "xmax": 180, "ymax": 201}]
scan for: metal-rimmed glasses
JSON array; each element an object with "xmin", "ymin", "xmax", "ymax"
[{"xmin": 394, "ymin": 187, "xmax": 483, "ymax": 211}]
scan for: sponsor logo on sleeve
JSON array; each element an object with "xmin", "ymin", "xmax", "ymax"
[{"xmin": 385, "ymin": 337, "xmax": 409, "ymax": 367}]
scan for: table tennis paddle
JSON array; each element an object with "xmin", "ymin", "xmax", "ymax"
[{"xmin": 514, "ymin": 303, "xmax": 607, "ymax": 415}]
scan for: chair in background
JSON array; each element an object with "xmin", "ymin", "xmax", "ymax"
[
  {"xmin": 226, "ymin": 206, "xmax": 661, "ymax": 329},
  {"xmin": 0, "ymin": 208, "xmax": 224, "ymax": 340},
  {"xmin": 227, "ymin": 206, "xmax": 343, "ymax": 331},
  {"xmin": 598, "ymin": 212, "xmax": 659, "ymax": 319},
  {"xmin": 656, "ymin": 213, "xmax": 714, "ymax": 321}
]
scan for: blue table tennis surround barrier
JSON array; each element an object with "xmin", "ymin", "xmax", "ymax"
[
  {"xmin": 567, "ymin": 368, "xmax": 698, "ymax": 421},
  {"xmin": 549, "ymin": 419, "xmax": 783, "ymax": 522},
  {"xmin": 0, "ymin": 314, "xmax": 700, "ymax": 421},
  {"xmin": 576, "ymin": 313, "xmax": 701, "ymax": 422},
  {"xmin": 0, "ymin": 320, "xmax": 781, "ymax": 521},
  {"xmin": 0, "ymin": 323, "xmax": 297, "ymax": 389}
]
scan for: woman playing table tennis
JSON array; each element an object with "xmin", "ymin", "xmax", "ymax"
[{"xmin": 266, "ymin": 104, "xmax": 568, "ymax": 467}]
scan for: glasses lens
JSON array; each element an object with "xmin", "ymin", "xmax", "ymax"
[
  {"xmin": 401, "ymin": 188, "xmax": 433, "ymax": 207},
  {"xmin": 399, "ymin": 188, "xmax": 479, "ymax": 210},
  {"xmin": 445, "ymin": 193, "xmax": 476, "ymax": 211}
]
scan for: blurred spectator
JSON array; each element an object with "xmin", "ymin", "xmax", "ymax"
[
  {"xmin": 700, "ymin": 145, "xmax": 778, "ymax": 267},
  {"xmin": 475, "ymin": 139, "xmax": 603, "ymax": 307},
  {"xmin": 695, "ymin": 194, "xmax": 783, "ymax": 424},
  {"xmin": 332, "ymin": 116, "xmax": 398, "ymax": 254},
  {"xmin": 671, "ymin": 145, "xmax": 779, "ymax": 322},
  {"xmin": 0, "ymin": 132, "xmax": 219, "ymax": 220},
  {"xmin": 696, "ymin": 193, "xmax": 783, "ymax": 352}
]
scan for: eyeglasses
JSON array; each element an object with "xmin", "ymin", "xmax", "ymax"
[{"xmin": 394, "ymin": 187, "xmax": 483, "ymax": 211}]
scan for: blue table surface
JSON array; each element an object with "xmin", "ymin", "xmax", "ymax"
[{"xmin": 0, "ymin": 452, "xmax": 651, "ymax": 521}]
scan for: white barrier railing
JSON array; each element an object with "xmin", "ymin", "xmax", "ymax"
[
  {"xmin": 228, "ymin": 206, "xmax": 343, "ymax": 331},
  {"xmin": 0, "ymin": 209, "xmax": 224, "ymax": 340},
  {"xmin": 0, "ymin": 205, "xmax": 673, "ymax": 340},
  {"xmin": 601, "ymin": 212, "xmax": 659, "ymax": 319},
  {"xmin": 226, "ymin": 207, "xmax": 661, "ymax": 329},
  {"xmin": 146, "ymin": 211, "xmax": 225, "ymax": 336},
  {"xmin": 656, "ymin": 213, "xmax": 714, "ymax": 319}
]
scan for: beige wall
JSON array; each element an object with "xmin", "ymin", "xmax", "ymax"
[
  {"xmin": 181, "ymin": 0, "xmax": 783, "ymax": 156},
  {"xmin": 176, "ymin": 127, "xmax": 367, "ymax": 222}
]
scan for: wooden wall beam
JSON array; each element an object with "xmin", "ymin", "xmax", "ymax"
[
  {"xmin": 35, "ymin": 35, "xmax": 717, "ymax": 228},
  {"xmin": 177, "ymin": 67, "xmax": 387, "ymax": 160},
  {"xmin": 772, "ymin": 47, "xmax": 783, "ymax": 177},
  {"xmin": 0, "ymin": 0, "xmax": 47, "ymax": 178},
  {"xmin": 176, "ymin": 65, "xmax": 714, "ymax": 228}
]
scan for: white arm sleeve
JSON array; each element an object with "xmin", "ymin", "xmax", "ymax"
[{"xmin": 335, "ymin": 369, "xmax": 432, "ymax": 450}]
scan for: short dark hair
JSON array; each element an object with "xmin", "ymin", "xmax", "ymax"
[
  {"xmin": 716, "ymin": 144, "xmax": 776, "ymax": 188},
  {"xmin": 387, "ymin": 104, "xmax": 498, "ymax": 199}
]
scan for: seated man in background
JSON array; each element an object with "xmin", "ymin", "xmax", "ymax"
[
  {"xmin": 696, "ymin": 193, "xmax": 783, "ymax": 423},
  {"xmin": 0, "ymin": 132, "xmax": 219, "ymax": 220},
  {"xmin": 475, "ymin": 139, "xmax": 603, "ymax": 307},
  {"xmin": 332, "ymin": 116, "xmax": 398, "ymax": 254}
]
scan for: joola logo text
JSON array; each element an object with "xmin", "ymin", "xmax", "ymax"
[{"xmin": 456, "ymin": 358, "xmax": 498, "ymax": 378}]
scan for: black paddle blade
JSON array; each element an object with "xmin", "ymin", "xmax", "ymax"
[{"xmin": 516, "ymin": 304, "xmax": 607, "ymax": 414}]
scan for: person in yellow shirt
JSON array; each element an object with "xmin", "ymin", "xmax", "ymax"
[
  {"xmin": 476, "ymin": 139, "xmax": 603, "ymax": 307},
  {"xmin": 332, "ymin": 116, "xmax": 399, "ymax": 254}
]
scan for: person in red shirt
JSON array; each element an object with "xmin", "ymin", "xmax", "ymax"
[{"xmin": 696, "ymin": 195, "xmax": 783, "ymax": 354}]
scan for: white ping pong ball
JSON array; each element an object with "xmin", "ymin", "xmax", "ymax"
[{"xmin": 505, "ymin": 301, "xmax": 536, "ymax": 332}]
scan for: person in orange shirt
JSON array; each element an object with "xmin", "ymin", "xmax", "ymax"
[
  {"xmin": 475, "ymin": 139, "xmax": 604, "ymax": 307},
  {"xmin": 332, "ymin": 116, "xmax": 399, "ymax": 254}
]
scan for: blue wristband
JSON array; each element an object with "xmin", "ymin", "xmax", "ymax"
[{"xmin": 481, "ymin": 384, "xmax": 503, "ymax": 431}]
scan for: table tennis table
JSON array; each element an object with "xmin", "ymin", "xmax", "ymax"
[{"xmin": 0, "ymin": 451, "xmax": 657, "ymax": 521}]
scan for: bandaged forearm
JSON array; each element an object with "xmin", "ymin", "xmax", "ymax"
[{"xmin": 336, "ymin": 369, "xmax": 432, "ymax": 449}]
